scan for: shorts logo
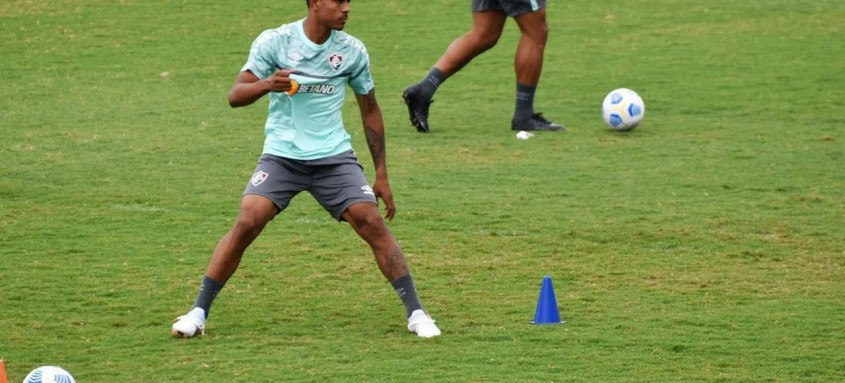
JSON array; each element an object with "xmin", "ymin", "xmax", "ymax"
[
  {"xmin": 361, "ymin": 185, "xmax": 374, "ymax": 196},
  {"xmin": 251, "ymin": 171, "xmax": 268, "ymax": 187},
  {"xmin": 328, "ymin": 53, "xmax": 343, "ymax": 71}
]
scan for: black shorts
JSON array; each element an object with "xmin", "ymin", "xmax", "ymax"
[
  {"xmin": 472, "ymin": 0, "xmax": 547, "ymax": 17},
  {"xmin": 243, "ymin": 150, "xmax": 377, "ymax": 221}
]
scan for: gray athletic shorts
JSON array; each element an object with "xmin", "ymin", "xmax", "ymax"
[
  {"xmin": 472, "ymin": 0, "xmax": 546, "ymax": 16},
  {"xmin": 243, "ymin": 150, "xmax": 377, "ymax": 221}
]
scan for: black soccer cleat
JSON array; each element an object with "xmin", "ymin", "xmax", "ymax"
[
  {"xmin": 402, "ymin": 85, "xmax": 433, "ymax": 133},
  {"xmin": 511, "ymin": 113, "xmax": 565, "ymax": 132}
]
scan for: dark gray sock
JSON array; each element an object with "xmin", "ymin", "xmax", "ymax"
[
  {"xmin": 193, "ymin": 275, "xmax": 225, "ymax": 319},
  {"xmin": 391, "ymin": 274, "xmax": 424, "ymax": 318},
  {"xmin": 418, "ymin": 67, "xmax": 446, "ymax": 100},
  {"xmin": 514, "ymin": 82, "xmax": 537, "ymax": 122}
]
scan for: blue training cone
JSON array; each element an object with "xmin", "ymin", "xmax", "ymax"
[{"xmin": 531, "ymin": 275, "xmax": 564, "ymax": 324}]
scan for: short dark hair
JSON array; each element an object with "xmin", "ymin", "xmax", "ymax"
[{"xmin": 305, "ymin": 0, "xmax": 310, "ymax": 8}]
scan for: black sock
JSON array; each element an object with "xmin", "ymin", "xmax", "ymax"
[
  {"xmin": 391, "ymin": 274, "xmax": 424, "ymax": 318},
  {"xmin": 514, "ymin": 82, "xmax": 537, "ymax": 122},
  {"xmin": 418, "ymin": 67, "xmax": 446, "ymax": 100},
  {"xmin": 193, "ymin": 275, "xmax": 225, "ymax": 319}
]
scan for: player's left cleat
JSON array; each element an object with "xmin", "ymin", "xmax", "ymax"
[
  {"xmin": 171, "ymin": 307, "xmax": 206, "ymax": 338},
  {"xmin": 407, "ymin": 309, "xmax": 441, "ymax": 338},
  {"xmin": 402, "ymin": 85, "xmax": 433, "ymax": 133},
  {"xmin": 511, "ymin": 113, "xmax": 564, "ymax": 131}
]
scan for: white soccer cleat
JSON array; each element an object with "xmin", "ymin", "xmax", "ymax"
[
  {"xmin": 407, "ymin": 309, "xmax": 441, "ymax": 338},
  {"xmin": 171, "ymin": 307, "xmax": 206, "ymax": 338}
]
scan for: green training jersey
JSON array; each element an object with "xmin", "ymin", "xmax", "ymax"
[{"xmin": 241, "ymin": 18, "xmax": 374, "ymax": 160}]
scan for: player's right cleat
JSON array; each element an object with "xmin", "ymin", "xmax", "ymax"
[
  {"xmin": 407, "ymin": 309, "xmax": 441, "ymax": 338},
  {"xmin": 511, "ymin": 113, "xmax": 565, "ymax": 131},
  {"xmin": 171, "ymin": 307, "xmax": 206, "ymax": 338},
  {"xmin": 402, "ymin": 85, "xmax": 433, "ymax": 133}
]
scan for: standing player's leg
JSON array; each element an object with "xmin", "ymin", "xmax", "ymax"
[
  {"xmin": 433, "ymin": 10, "xmax": 508, "ymax": 78},
  {"xmin": 207, "ymin": 195, "xmax": 278, "ymax": 283},
  {"xmin": 343, "ymin": 203, "xmax": 409, "ymax": 281},
  {"xmin": 403, "ymin": 10, "xmax": 507, "ymax": 133},
  {"xmin": 342, "ymin": 202, "xmax": 441, "ymax": 338},
  {"xmin": 171, "ymin": 195, "xmax": 278, "ymax": 338},
  {"xmin": 510, "ymin": 8, "xmax": 564, "ymax": 131}
]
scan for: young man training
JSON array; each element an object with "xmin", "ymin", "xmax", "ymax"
[
  {"xmin": 403, "ymin": 0, "xmax": 563, "ymax": 133},
  {"xmin": 172, "ymin": 0, "xmax": 441, "ymax": 338}
]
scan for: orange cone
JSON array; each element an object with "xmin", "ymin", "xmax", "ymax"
[{"xmin": 0, "ymin": 359, "xmax": 8, "ymax": 383}]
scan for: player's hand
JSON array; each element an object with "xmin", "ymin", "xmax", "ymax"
[
  {"xmin": 372, "ymin": 179, "xmax": 396, "ymax": 220},
  {"xmin": 266, "ymin": 69, "xmax": 299, "ymax": 95}
]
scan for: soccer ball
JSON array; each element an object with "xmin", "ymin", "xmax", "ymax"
[
  {"xmin": 22, "ymin": 366, "xmax": 76, "ymax": 383},
  {"xmin": 602, "ymin": 88, "xmax": 645, "ymax": 130}
]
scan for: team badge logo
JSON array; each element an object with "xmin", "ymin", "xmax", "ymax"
[
  {"xmin": 361, "ymin": 185, "xmax": 375, "ymax": 196},
  {"xmin": 251, "ymin": 170, "xmax": 269, "ymax": 187},
  {"xmin": 328, "ymin": 53, "xmax": 343, "ymax": 71}
]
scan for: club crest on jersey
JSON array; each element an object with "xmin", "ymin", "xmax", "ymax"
[
  {"xmin": 328, "ymin": 53, "xmax": 343, "ymax": 71},
  {"xmin": 251, "ymin": 171, "xmax": 268, "ymax": 187}
]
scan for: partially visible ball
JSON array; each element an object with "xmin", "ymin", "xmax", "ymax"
[{"xmin": 22, "ymin": 366, "xmax": 76, "ymax": 383}]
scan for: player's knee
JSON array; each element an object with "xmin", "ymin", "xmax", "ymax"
[
  {"xmin": 475, "ymin": 33, "xmax": 501, "ymax": 50},
  {"xmin": 347, "ymin": 208, "xmax": 385, "ymax": 233},
  {"xmin": 535, "ymin": 24, "xmax": 548, "ymax": 44},
  {"xmin": 464, "ymin": 27, "xmax": 500, "ymax": 50},
  {"xmin": 521, "ymin": 25, "xmax": 547, "ymax": 45},
  {"xmin": 516, "ymin": 12, "xmax": 548, "ymax": 43},
  {"xmin": 359, "ymin": 211, "xmax": 387, "ymax": 231},
  {"xmin": 232, "ymin": 213, "xmax": 268, "ymax": 236}
]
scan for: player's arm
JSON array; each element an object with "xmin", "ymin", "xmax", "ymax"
[
  {"xmin": 228, "ymin": 69, "xmax": 296, "ymax": 107},
  {"xmin": 355, "ymin": 89, "xmax": 396, "ymax": 220}
]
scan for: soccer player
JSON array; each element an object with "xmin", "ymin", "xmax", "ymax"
[
  {"xmin": 403, "ymin": 0, "xmax": 563, "ymax": 133},
  {"xmin": 171, "ymin": 0, "xmax": 441, "ymax": 338}
]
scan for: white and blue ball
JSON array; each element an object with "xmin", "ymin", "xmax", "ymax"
[
  {"xmin": 602, "ymin": 88, "xmax": 645, "ymax": 131},
  {"xmin": 22, "ymin": 366, "xmax": 76, "ymax": 383}
]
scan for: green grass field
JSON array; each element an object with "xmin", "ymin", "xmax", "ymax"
[{"xmin": 1, "ymin": 0, "xmax": 843, "ymax": 382}]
